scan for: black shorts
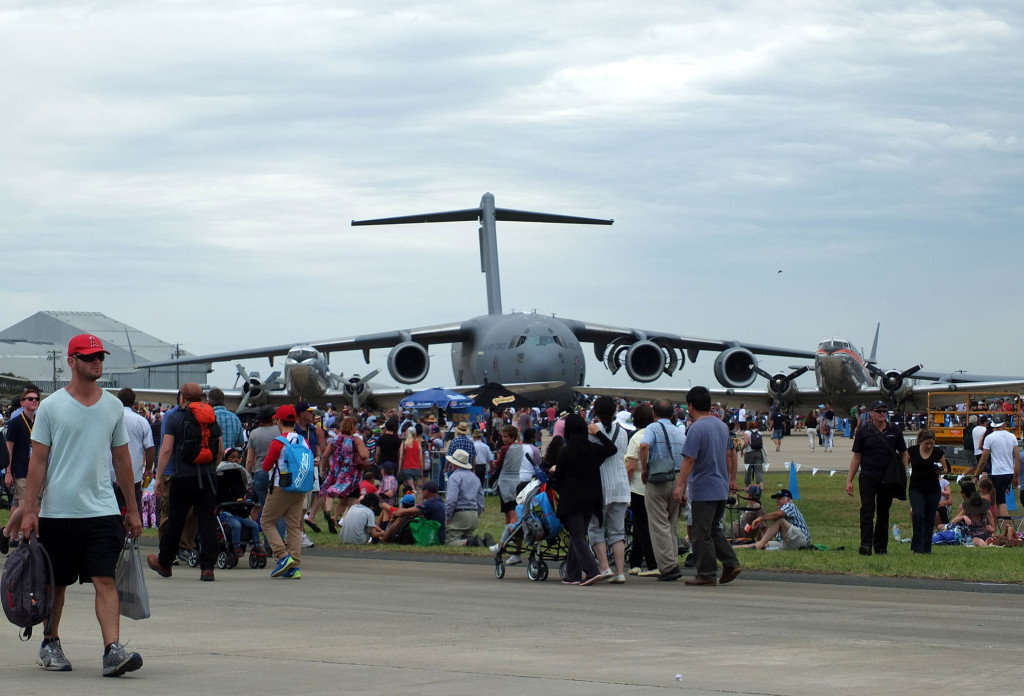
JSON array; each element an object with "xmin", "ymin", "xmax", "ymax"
[
  {"xmin": 990, "ymin": 474, "xmax": 1013, "ymax": 505},
  {"xmin": 500, "ymin": 498, "xmax": 517, "ymax": 513},
  {"xmin": 38, "ymin": 515, "xmax": 125, "ymax": 586}
]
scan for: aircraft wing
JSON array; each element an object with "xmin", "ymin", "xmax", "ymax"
[
  {"xmin": 135, "ymin": 322, "xmax": 471, "ymax": 368},
  {"xmin": 557, "ymin": 319, "xmax": 817, "ymax": 362},
  {"xmin": 914, "ymin": 371, "xmax": 1024, "ymax": 384}
]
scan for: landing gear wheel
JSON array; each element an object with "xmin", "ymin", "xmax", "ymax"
[
  {"xmin": 538, "ymin": 561, "xmax": 549, "ymax": 581},
  {"xmin": 558, "ymin": 561, "xmax": 567, "ymax": 580},
  {"xmin": 527, "ymin": 559, "xmax": 541, "ymax": 581},
  {"xmin": 495, "ymin": 560, "xmax": 506, "ymax": 579},
  {"xmin": 216, "ymin": 551, "xmax": 230, "ymax": 569}
]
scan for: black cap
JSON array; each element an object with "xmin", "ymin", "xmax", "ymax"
[
  {"xmin": 771, "ymin": 489, "xmax": 793, "ymax": 499},
  {"xmin": 869, "ymin": 400, "xmax": 887, "ymax": 411}
]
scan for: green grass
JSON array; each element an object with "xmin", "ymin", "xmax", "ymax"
[{"xmin": 6, "ymin": 475, "xmax": 1022, "ymax": 582}]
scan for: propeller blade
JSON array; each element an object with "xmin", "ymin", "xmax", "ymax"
[
  {"xmin": 786, "ymin": 366, "xmax": 809, "ymax": 380},
  {"xmin": 900, "ymin": 364, "xmax": 923, "ymax": 379}
]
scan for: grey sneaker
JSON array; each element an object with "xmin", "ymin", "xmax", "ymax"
[
  {"xmin": 38, "ymin": 639, "xmax": 72, "ymax": 671},
  {"xmin": 102, "ymin": 642, "xmax": 142, "ymax": 677}
]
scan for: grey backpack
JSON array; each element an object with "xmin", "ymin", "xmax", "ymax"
[{"xmin": 1, "ymin": 532, "xmax": 55, "ymax": 640}]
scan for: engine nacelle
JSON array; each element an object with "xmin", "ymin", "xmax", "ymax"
[
  {"xmin": 624, "ymin": 340, "xmax": 665, "ymax": 383},
  {"xmin": 767, "ymin": 376, "xmax": 800, "ymax": 403},
  {"xmin": 713, "ymin": 347, "xmax": 757, "ymax": 388},
  {"xmin": 878, "ymin": 371, "xmax": 912, "ymax": 403},
  {"xmin": 387, "ymin": 342, "xmax": 429, "ymax": 385}
]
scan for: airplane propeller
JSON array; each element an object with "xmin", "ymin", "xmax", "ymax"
[
  {"xmin": 752, "ymin": 365, "xmax": 809, "ymax": 398},
  {"xmin": 342, "ymin": 369, "xmax": 380, "ymax": 410},
  {"xmin": 234, "ymin": 363, "xmax": 265, "ymax": 411},
  {"xmin": 867, "ymin": 363, "xmax": 923, "ymax": 406}
]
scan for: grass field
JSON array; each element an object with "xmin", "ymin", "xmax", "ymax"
[{"xmin": 4, "ymin": 470, "xmax": 1022, "ymax": 583}]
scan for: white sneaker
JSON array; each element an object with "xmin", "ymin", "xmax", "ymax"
[
  {"xmin": 300, "ymin": 532, "xmax": 315, "ymax": 548},
  {"xmin": 506, "ymin": 554, "xmax": 522, "ymax": 566},
  {"xmin": 488, "ymin": 544, "xmax": 501, "ymax": 554},
  {"xmin": 600, "ymin": 568, "xmax": 613, "ymax": 577},
  {"xmin": 628, "ymin": 567, "xmax": 641, "ymax": 576},
  {"xmin": 609, "ymin": 574, "xmax": 626, "ymax": 584}
]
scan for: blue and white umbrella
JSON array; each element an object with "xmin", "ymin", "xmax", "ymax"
[{"xmin": 399, "ymin": 387, "xmax": 473, "ymax": 410}]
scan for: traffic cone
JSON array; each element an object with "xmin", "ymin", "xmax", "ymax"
[{"xmin": 786, "ymin": 461, "xmax": 801, "ymax": 500}]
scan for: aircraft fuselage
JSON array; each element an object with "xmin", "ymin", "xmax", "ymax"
[
  {"xmin": 451, "ymin": 313, "xmax": 585, "ymax": 406},
  {"xmin": 285, "ymin": 345, "xmax": 332, "ymax": 400},
  {"xmin": 814, "ymin": 337, "xmax": 875, "ymax": 410}
]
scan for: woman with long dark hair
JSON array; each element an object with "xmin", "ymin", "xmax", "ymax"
[
  {"xmin": 551, "ymin": 413, "xmax": 617, "ymax": 586},
  {"xmin": 587, "ymin": 396, "xmax": 630, "ymax": 583}
]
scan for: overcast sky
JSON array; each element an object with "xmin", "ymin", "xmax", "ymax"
[{"xmin": 2, "ymin": 1, "xmax": 1021, "ymax": 395}]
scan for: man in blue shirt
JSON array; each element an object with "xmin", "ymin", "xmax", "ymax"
[
  {"xmin": 740, "ymin": 489, "xmax": 811, "ymax": 550},
  {"xmin": 674, "ymin": 386, "xmax": 741, "ymax": 586},
  {"xmin": 209, "ymin": 388, "xmax": 245, "ymax": 449},
  {"xmin": 443, "ymin": 449, "xmax": 486, "ymax": 547},
  {"xmin": 447, "ymin": 422, "xmax": 476, "ymax": 473},
  {"xmin": 639, "ymin": 399, "xmax": 687, "ymax": 581},
  {"xmin": 388, "ymin": 480, "xmax": 446, "ymax": 544}
]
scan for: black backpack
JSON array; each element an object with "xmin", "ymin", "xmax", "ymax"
[
  {"xmin": 177, "ymin": 402, "xmax": 221, "ymax": 467},
  {"xmin": 748, "ymin": 430, "xmax": 764, "ymax": 451},
  {"xmin": 1, "ymin": 532, "xmax": 55, "ymax": 640}
]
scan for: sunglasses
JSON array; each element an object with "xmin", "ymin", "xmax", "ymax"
[
  {"xmin": 23, "ymin": 396, "xmax": 39, "ymax": 402},
  {"xmin": 872, "ymin": 409, "xmax": 887, "ymax": 414},
  {"xmin": 73, "ymin": 353, "xmax": 105, "ymax": 363}
]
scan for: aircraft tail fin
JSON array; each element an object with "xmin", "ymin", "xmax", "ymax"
[{"xmin": 867, "ymin": 323, "xmax": 880, "ymax": 364}]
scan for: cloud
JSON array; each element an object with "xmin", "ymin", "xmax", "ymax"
[{"xmin": 1, "ymin": 0, "xmax": 1022, "ymax": 391}]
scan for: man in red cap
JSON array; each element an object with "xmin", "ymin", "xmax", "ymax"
[{"xmin": 21, "ymin": 334, "xmax": 144, "ymax": 676}]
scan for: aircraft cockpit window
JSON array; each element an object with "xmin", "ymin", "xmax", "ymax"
[
  {"xmin": 510, "ymin": 336, "xmax": 527, "ymax": 349},
  {"xmin": 291, "ymin": 349, "xmax": 318, "ymax": 362},
  {"xmin": 553, "ymin": 336, "xmax": 564, "ymax": 347}
]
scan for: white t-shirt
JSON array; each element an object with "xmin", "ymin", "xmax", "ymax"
[
  {"xmin": 973, "ymin": 424, "xmax": 988, "ymax": 456},
  {"xmin": 32, "ymin": 389, "xmax": 129, "ymax": 519},
  {"xmin": 122, "ymin": 406, "xmax": 155, "ymax": 483},
  {"xmin": 626, "ymin": 427, "xmax": 647, "ymax": 497},
  {"xmin": 983, "ymin": 429, "xmax": 1018, "ymax": 476}
]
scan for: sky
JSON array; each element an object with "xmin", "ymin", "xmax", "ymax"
[{"xmin": 2, "ymin": 1, "xmax": 1022, "ymax": 396}]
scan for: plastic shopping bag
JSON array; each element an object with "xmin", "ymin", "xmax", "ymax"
[{"xmin": 114, "ymin": 537, "xmax": 151, "ymax": 620}]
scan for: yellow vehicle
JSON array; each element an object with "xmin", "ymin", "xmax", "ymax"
[{"xmin": 926, "ymin": 391, "xmax": 1022, "ymax": 474}]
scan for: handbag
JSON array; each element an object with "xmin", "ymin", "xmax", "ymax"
[
  {"xmin": 114, "ymin": 537, "xmax": 151, "ymax": 620},
  {"xmin": 871, "ymin": 426, "xmax": 908, "ymax": 501},
  {"xmin": 648, "ymin": 423, "xmax": 677, "ymax": 484}
]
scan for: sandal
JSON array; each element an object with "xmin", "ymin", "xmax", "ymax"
[{"xmin": 303, "ymin": 517, "xmax": 322, "ymax": 534}]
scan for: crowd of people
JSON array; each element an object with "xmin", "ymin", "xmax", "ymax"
[{"xmin": 2, "ymin": 336, "xmax": 1022, "ymax": 677}]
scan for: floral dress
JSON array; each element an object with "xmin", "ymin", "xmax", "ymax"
[{"xmin": 321, "ymin": 435, "xmax": 360, "ymax": 498}]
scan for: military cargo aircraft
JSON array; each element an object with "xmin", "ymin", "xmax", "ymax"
[{"xmin": 135, "ymin": 193, "xmax": 820, "ymax": 409}]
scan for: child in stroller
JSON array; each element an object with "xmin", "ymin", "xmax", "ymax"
[
  {"xmin": 203, "ymin": 465, "xmax": 268, "ymax": 569},
  {"xmin": 491, "ymin": 479, "xmax": 566, "ymax": 581}
]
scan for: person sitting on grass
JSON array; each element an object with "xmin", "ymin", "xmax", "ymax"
[
  {"xmin": 338, "ymin": 493, "xmax": 385, "ymax": 544},
  {"xmin": 948, "ymin": 493, "xmax": 995, "ymax": 546},
  {"xmin": 729, "ymin": 484, "xmax": 765, "ymax": 542},
  {"xmin": 737, "ymin": 489, "xmax": 811, "ymax": 550}
]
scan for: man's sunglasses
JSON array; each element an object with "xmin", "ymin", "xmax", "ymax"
[{"xmin": 73, "ymin": 353, "xmax": 105, "ymax": 363}]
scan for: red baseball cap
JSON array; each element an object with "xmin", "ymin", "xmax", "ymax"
[
  {"xmin": 68, "ymin": 333, "xmax": 109, "ymax": 357},
  {"xmin": 274, "ymin": 405, "xmax": 297, "ymax": 422}
]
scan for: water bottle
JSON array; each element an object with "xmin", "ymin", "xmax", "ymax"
[{"xmin": 892, "ymin": 523, "xmax": 901, "ymax": 541}]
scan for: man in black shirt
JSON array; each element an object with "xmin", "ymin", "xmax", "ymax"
[
  {"xmin": 376, "ymin": 418, "xmax": 401, "ymax": 472},
  {"xmin": 846, "ymin": 400, "xmax": 908, "ymax": 555}
]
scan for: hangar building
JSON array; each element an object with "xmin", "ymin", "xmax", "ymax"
[{"xmin": 0, "ymin": 311, "xmax": 209, "ymax": 392}]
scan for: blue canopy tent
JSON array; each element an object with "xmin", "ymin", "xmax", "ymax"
[{"xmin": 399, "ymin": 387, "xmax": 473, "ymax": 411}]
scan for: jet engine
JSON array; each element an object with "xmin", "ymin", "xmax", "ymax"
[
  {"xmin": 387, "ymin": 342, "xmax": 429, "ymax": 385},
  {"xmin": 601, "ymin": 337, "xmax": 681, "ymax": 382},
  {"xmin": 624, "ymin": 340, "xmax": 666, "ymax": 383},
  {"xmin": 713, "ymin": 347, "xmax": 757, "ymax": 388}
]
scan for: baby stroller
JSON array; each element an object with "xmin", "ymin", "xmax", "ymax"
[
  {"xmin": 493, "ymin": 480, "xmax": 569, "ymax": 582},
  {"xmin": 184, "ymin": 467, "xmax": 267, "ymax": 570}
]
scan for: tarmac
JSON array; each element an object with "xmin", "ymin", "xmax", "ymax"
[
  {"xmin": 2, "ymin": 541, "xmax": 1022, "ymax": 696},
  {"xmin": 3, "ymin": 432, "xmax": 1019, "ymax": 695}
]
